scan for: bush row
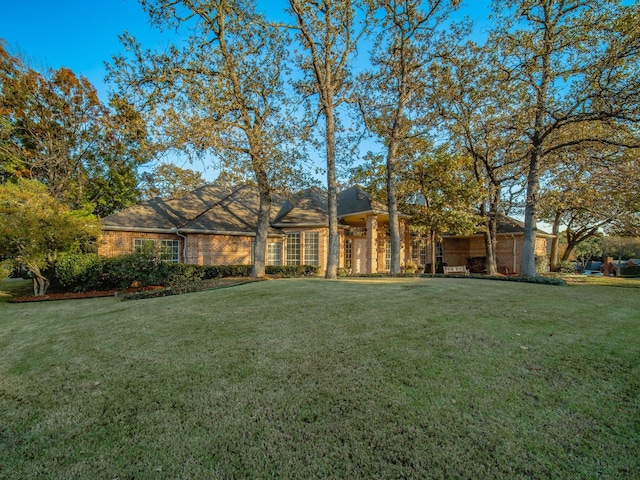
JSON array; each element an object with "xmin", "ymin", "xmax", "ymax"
[
  {"xmin": 419, "ymin": 273, "xmax": 567, "ymax": 286},
  {"xmin": 46, "ymin": 252, "xmax": 319, "ymax": 293}
]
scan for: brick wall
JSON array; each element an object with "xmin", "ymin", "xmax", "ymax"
[
  {"xmin": 98, "ymin": 231, "xmax": 182, "ymax": 258},
  {"xmin": 184, "ymin": 234, "xmax": 254, "ymax": 265}
]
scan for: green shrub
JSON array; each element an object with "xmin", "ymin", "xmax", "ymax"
[
  {"xmin": 535, "ymin": 255, "xmax": 550, "ymax": 273},
  {"xmin": 555, "ymin": 261, "xmax": 576, "ymax": 273},
  {"xmin": 419, "ymin": 273, "xmax": 567, "ymax": 286},
  {"xmin": 202, "ymin": 265, "xmax": 253, "ymax": 279},
  {"xmin": 266, "ymin": 265, "xmax": 319, "ymax": 277},
  {"xmin": 163, "ymin": 263, "xmax": 206, "ymax": 286},
  {"xmin": 622, "ymin": 265, "xmax": 640, "ymax": 277},
  {"xmin": 46, "ymin": 253, "xmax": 105, "ymax": 292},
  {"xmin": 337, "ymin": 267, "xmax": 351, "ymax": 277},
  {"xmin": 96, "ymin": 250, "xmax": 185, "ymax": 291}
]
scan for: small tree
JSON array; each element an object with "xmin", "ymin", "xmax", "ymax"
[
  {"xmin": 0, "ymin": 179, "xmax": 100, "ymax": 295},
  {"xmin": 574, "ymin": 237, "xmax": 603, "ymax": 272}
]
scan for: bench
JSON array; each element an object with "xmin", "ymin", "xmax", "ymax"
[{"xmin": 443, "ymin": 265, "xmax": 470, "ymax": 275}]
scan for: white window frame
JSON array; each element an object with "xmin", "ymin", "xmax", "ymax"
[
  {"xmin": 286, "ymin": 233, "xmax": 300, "ymax": 265},
  {"xmin": 160, "ymin": 239, "xmax": 180, "ymax": 263},
  {"xmin": 303, "ymin": 232, "xmax": 319, "ymax": 265},
  {"xmin": 267, "ymin": 242, "xmax": 282, "ymax": 266}
]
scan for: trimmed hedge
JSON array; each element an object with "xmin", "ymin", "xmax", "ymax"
[
  {"xmin": 47, "ymin": 252, "xmax": 319, "ymax": 292},
  {"xmin": 419, "ymin": 273, "xmax": 567, "ymax": 286}
]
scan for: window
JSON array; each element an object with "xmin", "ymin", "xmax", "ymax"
[
  {"xmin": 267, "ymin": 242, "xmax": 281, "ymax": 266},
  {"xmin": 160, "ymin": 239, "xmax": 180, "ymax": 263},
  {"xmin": 286, "ymin": 233, "xmax": 300, "ymax": 265},
  {"xmin": 436, "ymin": 241, "xmax": 444, "ymax": 265},
  {"xmin": 385, "ymin": 241, "xmax": 391, "ymax": 271},
  {"xmin": 133, "ymin": 238, "xmax": 179, "ymax": 262},
  {"xmin": 134, "ymin": 238, "xmax": 156, "ymax": 253},
  {"xmin": 304, "ymin": 232, "xmax": 319, "ymax": 265},
  {"xmin": 345, "ymin": 238, "xmax": 352, "ymax": 270},
  {"xmin": 412, "ymin": 238, "xmax": 427, "ymax": 266}
]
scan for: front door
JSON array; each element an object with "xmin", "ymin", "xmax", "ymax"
[{"xmin": 353, "ymin": 238, "xmax": 367, "ymax": 274}]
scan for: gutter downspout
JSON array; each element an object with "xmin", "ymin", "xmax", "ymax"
[{"xmin": 172, "ymin": 227, "xmax": 188, "ymax": 263}]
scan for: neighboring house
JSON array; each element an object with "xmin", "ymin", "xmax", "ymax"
[
  {"xmin": 98, "ymin": 184, "xmax": 552, "ymax": 275},
  {"xmin": 627, "ymin": 259, "xmax": 640, "ymax": 267}
]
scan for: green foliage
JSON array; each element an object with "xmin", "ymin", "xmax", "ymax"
[
  {"xmin": 265, "ymin": 265, "xmax": 319, "ymax": 277},
  {"xmin": 201, "ymin": 265, "xmax": 253, "ymax": 279},
  {"xmin": 621, "ymin": 265, "xmax": 640, "ymax": 277},
  {"xmin": 45, "ymin": 250, "xmax": 319, "ymax": 293},
  {"xmin": 574, "ymin": 237, "xmax": 603, "ymax": 270},
  {"xmin": 420, "ymin": 272, "xmax": 567, "ymax": 286},
  {"xmin": 0, "ymin": 45, "xmax": 149, "ymax": 216},
  {"xmin": 140, "ymin": 164, "xmax": 206, "ymax": 200},
  {"xmin": 601, "ymin": 236, "xmax": 640, "ymax": 259},
  {"xmin": 46, "ymin": 253, "xmax": 104, "ymax": 292},
  {"xmin": 555, "ymin": 260, "xmax": 576, "ymax": 273},
  {"xmin": 535, "ymin": 255, "xmax": 550, "ymax": 274},
  {"xmin": 0, "ymin": 178, "xmax": 101, "ymax": 294},
  {"xmin": 337, "ymin": 267, "xmax": 351, "ymax": 277},
  {"xmin": 0, "ymin": 259, "xmax": 13, "ymax": 281}
]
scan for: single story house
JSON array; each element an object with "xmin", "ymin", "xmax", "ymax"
[{"xmin": 98, "ymin": 184, "xmax": 551, "ymax": 275}]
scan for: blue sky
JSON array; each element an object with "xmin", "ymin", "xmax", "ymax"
[
  {"xmin": 2, "ymin": 0, "xmax": 492, "ymax": 101},
  {"xmin": 2, "ymin": 1, "xmax": 492, "ymax": 179}
]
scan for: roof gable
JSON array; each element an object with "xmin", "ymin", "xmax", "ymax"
[
  {"xmin": 181, "ymin": 185, "xmax": 283, "ymax": 234},
  {"xmin": 101, "ymin": 184, "xmax": 231, "ymax": 231},
  {"xmin": 337, "ymin": 186, "xmax": 387, "ymax": 216},
  {"xmin": 273, "ymin": 187, "xmax": 330, "ymax": 226}
]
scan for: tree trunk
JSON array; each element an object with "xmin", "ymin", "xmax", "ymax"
[
  {"xmin": 522, "ymin": 6, "xmax": 552, "ymax": 278},
  {"xmin": 252, "ymin": 160, "xmax": 271, "ymax": 278},
  {"xmin": 483, "ymin": 230, "xmax": 497, "ymax": 276},
  {"xmin": 549, "ymin": 212, "xmax": 562, "ymax": 271},
  {"xmin": 521, "ymin": 155, "xmax": 540, "ymax": 277},
  {"xmin": 28, "ymin": 263, "xmax": 50, "ymax": 296},
  {"xmin": 430, "ymin": 229, "xmax": 437, "ymax": 274},
  {"xmin": 324, "ymin": 103, "xmax": 339, "ymax": 279},
  {"xmin": 386, "ymin": 137, "xmax": 401, "ymax": 275},
  {"xmin": 480, "ymin": 196, "xmax": 498, "ymax": 275}
]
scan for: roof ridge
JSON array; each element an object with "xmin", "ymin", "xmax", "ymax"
[{"xmin": 178, "ymin": 184, "xmax": 246, "ymax": 229}]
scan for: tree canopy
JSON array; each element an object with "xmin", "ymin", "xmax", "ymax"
[{"xmin": 0, "ymin": 41, "xmax": 149, "ymax": 217}]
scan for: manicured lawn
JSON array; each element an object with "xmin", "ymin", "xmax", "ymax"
[{"xmin": 1, "ymin": 277, "xmax": 639, "ymax": 479}]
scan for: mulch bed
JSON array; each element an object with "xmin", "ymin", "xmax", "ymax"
[{"xmin": 12, "ymin": 286, "xmax": 163, "ymax": 303}]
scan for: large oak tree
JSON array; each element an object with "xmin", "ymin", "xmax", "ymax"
[
  {"xmin": 288, "ymin": 0, "xmax": 373, "ymax": 279},
  {"xmin": 359, "ymin": 0, "xmax": 464, "ymax": 274},
  {"xmin": 110, "ymin": 0, "xmax": 297, "ymax": 277},
  {"xmin": 490, "ymin": 0, "xmax": 640, "ymax": 276}
]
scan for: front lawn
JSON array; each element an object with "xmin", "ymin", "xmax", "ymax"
[{"xmin": 1, "ymin": 277, "xmax": 638, "ymax": 478}]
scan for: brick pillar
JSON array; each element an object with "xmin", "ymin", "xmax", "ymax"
[{"xmin": 366, "ymin": 215, "xmax": 378, "ymax": 274}]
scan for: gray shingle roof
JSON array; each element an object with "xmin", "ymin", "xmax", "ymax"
[{"xmin": 337, "ymin": 185, "xmax": 388, "ymax": 216}]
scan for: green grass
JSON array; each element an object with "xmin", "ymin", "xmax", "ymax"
[{"xmin": 1, "ymin": 277, "xmax": 639, "ymax": 479}]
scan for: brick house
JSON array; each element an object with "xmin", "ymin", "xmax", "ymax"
[{"xmin": 98, "ymin": 184, "xmax": 551, "ymax": 275}]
